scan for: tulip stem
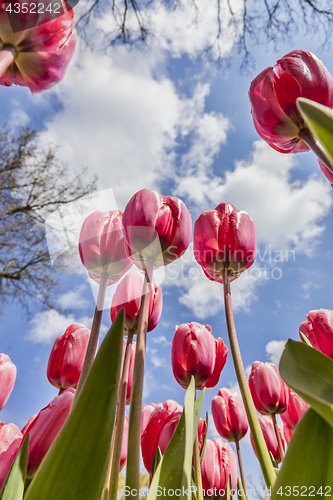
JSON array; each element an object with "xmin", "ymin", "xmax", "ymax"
[
  {"xmin": 222, "ymin": 269, "xmax": 276, "ymax": 489},
  {"xmin": 126, "ymin": 258, "xmax": 155, "ymax": 499},
  {"xmin": 0, "ymin": 45, "xmax": 17, "ymax": 78},
  {"xmin": 298, "ymin": 127, "xmax": 333, "ymax": 175},
  {"xmin": 106, "ymin": 330, "xmax": 135, "ymax": 500},
  {"xmin": 73, "ymin": 272, "xmax": 108, "ymax": 406},
  {"xmin": 271, "ymin": 414, "xmax": 284, "ymax": 462},
  {"xmin": 235, "ymin": 440, "xmax": 248, "ymax": 500}
]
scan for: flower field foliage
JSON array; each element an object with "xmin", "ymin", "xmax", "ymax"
[{"xmin": 1, "ymin": 3, "xmax": 333, "ymax": 498}]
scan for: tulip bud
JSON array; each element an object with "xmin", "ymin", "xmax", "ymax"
[
  {"xmin": 0, "ymin": 423, "xmax": 22, "ymax": 490},
  {"xmin": 171, "ymin": 322, "xmax": 228, "ymax": 390},
  {"xmin": 200, "ymin": 438, "xmax": 237, "ymax": 498},
  {"xmin": 79, "ymin": 210, "xmax": 132, "ymax": 285},
  {"xmin": 0, "ymin": 0, "xmax": 76, "ymax": 93},
  {"xmin": 212, "ymin": 388, "xmax": 248, "ymax": 442},
  {"xmin": 122, "ymin": 188, "xmax": 192, "ymax": 269},
  {"xmin": 0, "ymin": 353, "xmax": 16, "ymax": 411},
  {"xmin": 22, "ymin": 388, "xmax": 75, "ymax": 478},
  {"xmin": 283, "ymin": 424, "xmax": 293, "ymax": 446},
  {"xmin": 299, "ymin": 309, "xmax": 333, "ymax": 359},
  {"xmin": 193, "ymin": 203, "xmax": 256, "ymax": 283},
  {"xmin": 250, "ymin": 414, "xmax": 285, "ymax": 464},
  {"xmin": 248, "ymin": 361, "xmax": 289, "ymax": 415},
  {"xmin": 111, "ymin": 271, "xmax": 163, "ymax": 334},
  {"xmin": 120, "ymin": 413, "xmax": 129, "ymax": 472},
  {"xmin": 141, "ymin": 399, "xmax": 182, "ymax": 474},
  {"xmin": 281, "ymin": 389, "xmax": 309, "ymax": 431},
  {"xmin": 249, "ymin": 50, "xmax": 333, "ymax": 153},
  {"xmin": 47, "ymin": 324, "xmax": 93, "ymax": 390}
]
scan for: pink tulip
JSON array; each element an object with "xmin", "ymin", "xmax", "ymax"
[
  {"xmin": 47, "ymin": 323, "xmax": 93, "ymax": 390},
  {"xmin": 248, "ymin": 361, "xmax": 289, "ymax": 415},
  {"xmin": 21, "ymin": 415, "xmax": 37, "ymax": 435},
  {"xmin": 281, "ymin": 389, "xmax": 309, "ymax": 431},
  {"xmin": 0, "ymin": 0, "xmax": 76, "ymax": 93},
  {"xmin": 0, "ymin": 353, "xmax": 16, "ymax": 411},
  {"xmin": 22, "ymin": 388, "xmax": 75, "ymax": 478},
  {"xmin": 111, "ymin": 271, "xmax": 163, "ymax": 333},
  {"xmin": 79, "ymin": 210, "xmax": 132, "ymax": 285},
  {"xmin": 212, "ymin": 388, "xmax": 248, "ymax": 442},
  {"xmin": 250, "ymin": 414, "xmax": 285, "ymax": 464},
  {"xmin": 141, "ymin": 399, "xmax": 182, "ymax": 474},
  {"xmin": 120, "ymin": 413, "xmax": 129, "ymax": 472},
  {"xmin": 249, "ymin": 50, "xmax": 333, "ymax": 153},
  {"xmin": 193, "ymin": 203, "xmax": 256, "ymax": 283},
  {"xmin": 141, "ymin": 403, "xmax": 158, "ymax": 436},
  {"xmin": 120, "ymin": 338, "xmax": 136, "ymax": 405},
  {"xmin": 318, "ymin": 160, "xmax": 333, "ymax": 187},
  {"xmin": 171, "ymin": 322, "xmax": 228, "ymax": 390},
  {"xmin": 0, "ymin": 423, "xmax": 22, "ymax": 489},
  {"xmin": 200, "ymin": 438, "xmax": 237, "ymax": 499},
  {"xmin": 122, "ymin": 188, "xmax": 192, "ymax": 269},
  {"xmin": 283, "ymin": 424, "xmax": 293, "ymax": 446},
  {"xmin": 299, "ymin": 309, "xmax": 333, "ymax": 359}
]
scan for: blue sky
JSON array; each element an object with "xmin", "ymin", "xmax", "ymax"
[{"xmin": 1, "ymin": 1, "xmax": 333, "ymax": 488}]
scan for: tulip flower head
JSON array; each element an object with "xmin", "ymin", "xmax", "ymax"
[
  {"xmin": 200, "ymin": 438, "xmax": 237, "ymax": 499},
  {"xmin": 250, "ymin": 414, "xmax": 285, "ymax": 464},
  {"xmin": 0, "ymin": 353, "xmax": 16, "ymax": 411},
  {"xmin": 299, "ymin": 309, "xmax": 333, "ymax": 359},
  {"xmin": 248, "ymin": 361, "xmax": 289, "ymax": 415},
  {"xmin": 249, "ymin": 50, "xmax": 333, "ymax": 154},
  {"xmin": 318, "ymin": 159, "xmax": 333, "ymax": 188},
  {"xmin": 79, "ymin": 210, "xmax": 132, "ymax": 286},
  {"xmin": 212, "ymin": 388, "xmax": 248, "ymax": 442},
  {"xmin": 111, "ymin": 271, "xmax": 163, "ymax": 334},
  {"xmin": 0, "ymin": 422, "xmax": 22, "ymax": 490},
  {"xmin": 171, "ymin": 322, "xmax": 228, "ymax": 390},
  {"xmin": 0, "ymin": 0, "xmax": 76, "ymax": 93},
  {"xmin": 47, "ymin": 323, "xmax": 93, "ymax": 390},
  {"xmin": 193, "ymin": 203, "xmax": 256, "ymax": 283},
  {"xmin": 283, "ymin": 424, "xmax": 293, "ymax": 446},
  {"xmin": 22, "ymin": 388, "xmax": 75, "ymax": 478},
  {"xmin": 122, "ymin": 188, "xmax": 192, "ymax": 270},
  {"xmin": 281, "ymin": 388, "xmax": 309, "ymax": 431}
]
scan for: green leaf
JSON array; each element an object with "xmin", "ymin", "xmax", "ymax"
[
  {"xmin": 237, "ymin": 477, "xmax": 247, "ymax": 500},
  {"xmin": 199, "ymin": 412, "xmax": 208, "ymax": 462},
  {"xmin": 299, "ymin": 331, "xmax": 313, "ymax": 347},
  {"xmin": 25, "ymin": 309, "xmax": 125, "ymax": 500},
  {"xmin": 272, "ymin": 408, "xmax": 333, "ymax": 499},
  {"xmin": 297, "ymin": 98, "xmax": 333, "ymax": 165},
  {"xmin": 279, "ymin": 340, "xmax": 333, "ymax": 428},
  {"xmin": 182, "ymin": 378, "xmax": 195, "ymax": 500},
  {"xmin": 0, "ymin": 435, "xmax": 29, "ymax": 500},
  {"xmin": 226, "ymin": 475, "xmax": 232, "ymax": 500},
  {"xmin": 151, "ymin": 447, "xmax": 162, "ymax": 479}
]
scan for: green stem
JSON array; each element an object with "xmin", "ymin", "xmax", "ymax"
[
  {"xmin": 125, "ymin": 259, "xmax": 155, "ymax": 499},
  {"xmin": 222, "ymin": 269, "xmax": 276, "ymax": 489},
  {"xmin": 0, "ymin": 45, "xmax": 17, "ymax": 77},
  {"xmin": 298, "ymin": 127, "xmax": 333, "ymax": 175},
  {"xmin": 106, "ymin": 330, "xmax": 135, "ymax": 500},
  {"xmin": 235, "ymin": 440, "xmax": 248, "ymax": 500},
  {"xmin": 271, "ymin": 414, "xmax": 285, "ymax": 463},
  {"xmin": 73, "ymin": 272, "xmax": 108, "ymax": 406}
]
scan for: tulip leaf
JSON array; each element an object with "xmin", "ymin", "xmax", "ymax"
[
  {"xmin": 297, "ymin": 97, "xmax": 333, "ymax": 166},
  {"xmin": 151, "ymin": 447, "xmax": 162, "ymax": 479},
  {"xmin": 0, "ymin": 435, "xmax": 29, "ymax": 500},
  {"xmin": 24, "ymin": 309, "xmax": 125, "ymax": 500},
  {"xmin": 226, "ymin": 475, "xmax": 232, "ymax": 500},
  {"xmin": 279, "ymin": 340, "xmax": 333, "ymax": 428},
  {"xmin": 237, "ymin": 477, "xmax": 247, "ymax": 500},
  {"xmin": 299, "ymin": 331, "xmax": 313, "ymax": 347},
  {"xmin": 271, "ymin": 408, "xmax": 333, "ymax": 499},
  {"xmin": 199, "ymin": 412, "xmax": 209, "ymax": 462}
]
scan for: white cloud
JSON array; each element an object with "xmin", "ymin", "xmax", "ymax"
[
  {"xmin": 152, "ymin": 335, "xmax": 171, "ymax": 346},
  {"xmin": 57, "ymin": 284, "xmax": 90, "ymax": 310},
  {"xmin": 26, "ymin": 310, "xmax": 76, "ymax": 344},
  {"xmin": 265, "ymin": 340, "xmax": 287, "ymax": 367}
]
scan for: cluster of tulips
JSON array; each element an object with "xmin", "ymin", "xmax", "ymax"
[{"xmin": 1, "ymin": 2, "xmax": 333, "ymax": 496}]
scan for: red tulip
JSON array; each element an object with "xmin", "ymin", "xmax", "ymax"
[
  {"xmin": 141, "ymin": 399, "xmax": 182, "ymax": 474},
  {"xmin": 120, "ymin": 413, "xmax": 129, "ymax": 472},
  {"xmin": 212, "ymin": 388, "xmax": 248, "ymax": 442},
  {"xmin": 0, "ymin": 423, "xmax": 22, "ymax": 489},
  {"xmin": 47, "ymin": 323, "xmax": 93, "ymax": 390},
  {"xmin": 299, "ymin": 309, "xmax": 333, "ymax": 359},
  {"xmin": 318, "ymin": 160, "xmax": 333, "ymax": 187},
  {"xmin": 250, "ymin": 415, "xmax": 285, "ymax": 464},
  {"xmin": 122, "ymin": 188, "xmax": 192, "ymax": 269},
  {"xmin": 281, "ymin": 389, "xmax": 309, "ymax": 431},
  {"xmin": 200, "ymin": 438, "xmax": 237, "ymax": 498},
  {"xmin": 249, "ymin": 50, "xmax": 333, "ymax": 154},
  {"xmin": 158, "ymin": 414, "xmax": 207, "ymax": 458},
  {"xmin": 120, "ymin": 338, "xmax": 136, "ymax": 405},
  {"xmin": 111, "ymin": 271, "xmax": 163, "ymax": 334},
  {"xmin": 0, "ymin": 353, "xmax": 16, "ymax": 411},
  {"xmin": 0, "ymin": 0, "xmax": 76, "ymax": 93},
  {"xmin": 171, "ymin": 322, "xmax": 228, "ymax": 390},
  {"xmin": 141, "ymin": 403, "xmax": 158, "ymax": 435},
  {"xmin": 22, "ymin": 388, "xmax": 75, "ymax": 478},
  {"xmin": 249, "ymin": 361, "xmax": 289, "ymax": 415},
  {"xmin": 79, "ymin": 210, "xmax": 132, "ymax": 286},
  {"xmin": 21, "ymin": 415, "xmax": 37, "ymax": 435},
  {"xmin": 193, "ymin": 203, "xmax": 256, "ymax": 283},
  {"xmin": 283, "ymin": 424, "xmax": 293, "ymax": 446}
]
